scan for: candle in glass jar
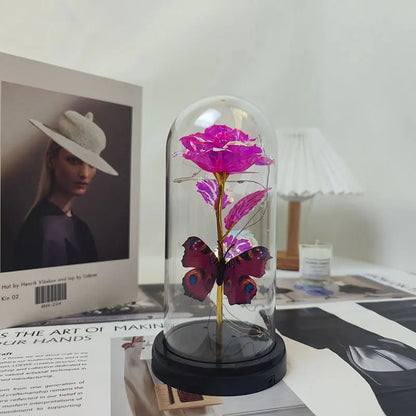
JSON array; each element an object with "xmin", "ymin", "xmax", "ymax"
[{"xmin": 299, "ymin": 242, "xmax": 332, "ymax": 282}]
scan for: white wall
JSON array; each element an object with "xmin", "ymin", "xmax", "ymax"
[
  {"xmin": 0, "ymin": 0, "xmax": 414, "ymax": 282},
  {"xmin": 298, "ymin": 1, "xmax": 416, "ymax": 273}
]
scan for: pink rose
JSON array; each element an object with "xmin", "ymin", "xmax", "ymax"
[{"xmin": 179, "ymin": 125, "xmax": 273, "ymax": 174}]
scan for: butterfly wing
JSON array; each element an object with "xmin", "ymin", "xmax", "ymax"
[
  {"xmin": 181, "ymin": 236, "xmax": 218, "ymax": 301},
  {"xmin": 223, "ymin": 246, "xmax": 271, "ymax": 305},
  {"xmin": 224, "ymin": 275, "xmax": 258, "ymax": 305}
]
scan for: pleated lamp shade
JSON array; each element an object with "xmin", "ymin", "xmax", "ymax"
[{"xmin": 276, "ymin": 128, "xmax": 362, "ymax": 270}]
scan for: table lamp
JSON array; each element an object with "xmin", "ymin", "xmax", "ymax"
[{"xmin": 276, "ymin": 128, "xmax": 362, "ymax": 270}]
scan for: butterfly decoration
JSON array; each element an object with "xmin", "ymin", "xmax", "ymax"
[{"xmin": 182, "ymin": 236, "xmax": 271, "ymax": 305}]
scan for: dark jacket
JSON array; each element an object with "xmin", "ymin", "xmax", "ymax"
[{"xmin": 14, "ymin": 199, "xmax": 97, "ymax": 270}]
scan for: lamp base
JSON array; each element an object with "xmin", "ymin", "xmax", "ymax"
[
  {"xmin": 151, "ymin": 322, "xmax": 286, "ymax": 396},
  {"xmin": 276, "ymin": 251, "xmax": 299, "ymax": 271}
]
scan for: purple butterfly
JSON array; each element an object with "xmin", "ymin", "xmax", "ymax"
[{"xmin": 181, "ymin": 236, "xmax": 271, "ymax": 305}]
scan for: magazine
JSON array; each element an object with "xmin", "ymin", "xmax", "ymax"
[
  {"xmin": 0, "ymin": 318, "xmax": 314, "ymax": 416},
  {"xmin": 0, "ymin": 52, "xmax": 142, "ymax": 328},
  {"xmin": 276, "ymin": 273, "xmax": 415, "ymax": 305}
]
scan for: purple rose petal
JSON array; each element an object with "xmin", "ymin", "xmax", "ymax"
[
  {"xmin": 179, "ymin": 124, "xmax": 273, "ymax": 174},
  {"xmin": 224, "ymin": 188, "xmax": 269, "ymax": 230},
  {"xmin": 223, "ymin": 235, "xmax": 254, "ymax": 261},
  {"xmin": 196, "ymin": 180, "xmax": 231, "ymax": 210}
]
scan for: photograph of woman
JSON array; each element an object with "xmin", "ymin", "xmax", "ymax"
[
  {"xmin": 14, "ymin": 110, "xmax": 118, "ymax": 270},
  {"xmin": 0, "ymin": 62, "xmax": 139, "ymax": 328},
  {"xmin": 1, "ymin": 81, "xmax": 132, "ymax": 273}
]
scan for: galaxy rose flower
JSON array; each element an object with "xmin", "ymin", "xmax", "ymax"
[
  {"xmin": 177, "ymin": 124, "xmax": 273, "ymax": 308},
  {"xmin": 179, "ymin": 124, "xmax": 273, "ymax": 174}
]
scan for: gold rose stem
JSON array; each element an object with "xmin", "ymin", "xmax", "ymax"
[
  {"xmin": 214, "ymin": 172, "xmax": 228, "ymax": 362},
  {"xmin": 216, "ymin": 284, "xmax": 223, "ymax": 362}
]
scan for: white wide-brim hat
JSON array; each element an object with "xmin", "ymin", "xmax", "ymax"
[{"xmin": 29, "ymin": 110, "xmax": 118, "ymax": 176}]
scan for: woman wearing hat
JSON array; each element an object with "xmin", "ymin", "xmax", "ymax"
[{"xmin": 14, "ymin": 110, "xmax": 118, "ymax": 270}]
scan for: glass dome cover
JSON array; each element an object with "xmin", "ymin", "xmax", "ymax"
[{"xmin": 152, "ymin": 95, "xmax": 286, "ymax": 396}]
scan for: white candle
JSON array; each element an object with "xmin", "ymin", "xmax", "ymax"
[{"xmin": 299, "ymin": 242, "xmax": 332, "ymax": 282}]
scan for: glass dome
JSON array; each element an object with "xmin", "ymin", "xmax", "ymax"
[{"xmin": 152, "ymin": 95, "xmax": 286, "ymax": 396}]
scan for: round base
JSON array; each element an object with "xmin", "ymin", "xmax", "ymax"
[{"xmin": 151, "ymin": 322, "xmax": 286, "ymax": 396}]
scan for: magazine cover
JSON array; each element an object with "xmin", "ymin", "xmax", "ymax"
[{"xmin": 0, "ymin": 52, "xmax": 141, "ymax": 328}]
